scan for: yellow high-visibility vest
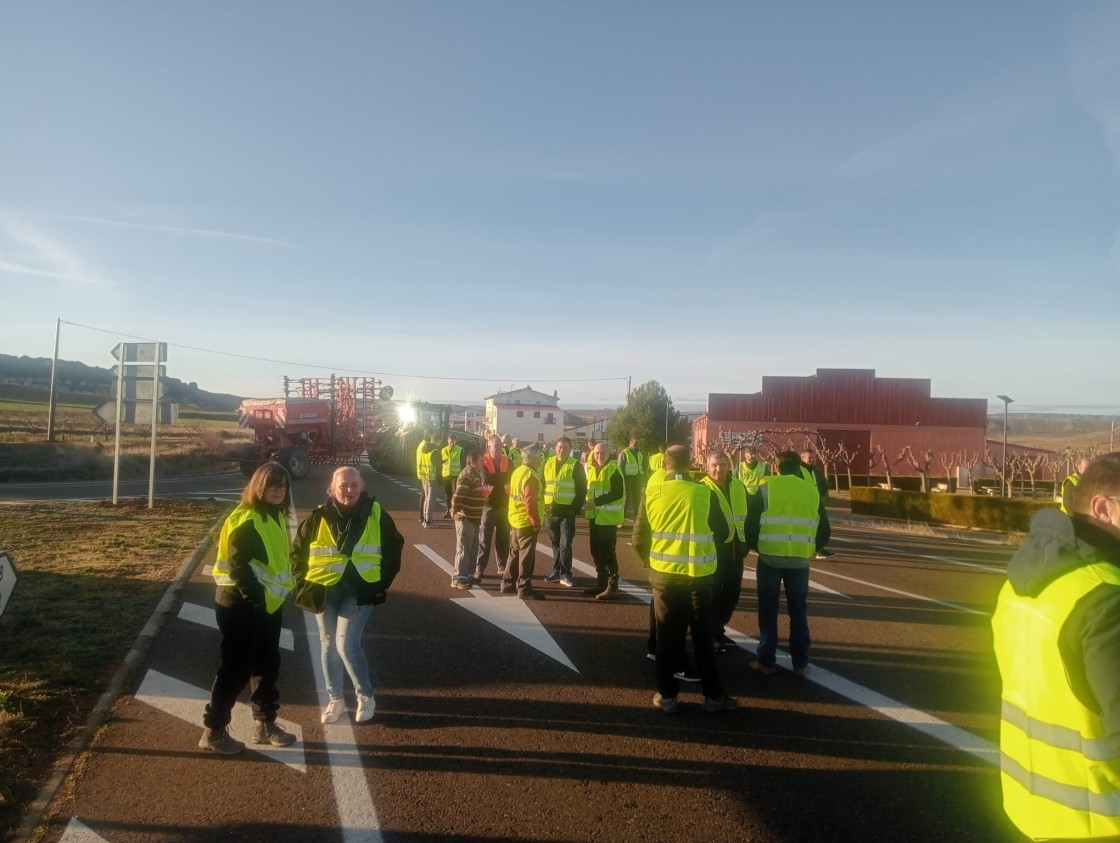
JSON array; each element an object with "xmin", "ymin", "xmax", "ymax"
[
  {"xmin": 992, "ymin": 560, "xmax": 1120, "ymax": 840},
  {"xmin": 621, "ymin": 448, "xmax": 645, "ymax": 476},
  {"xmin": 644, "ymin": 477, "xmax": 717, "ymax": 578},
  {"xmin": 543, "ymin": 456, "xmax": 578, "ymax": 505},
  {"xmin": 416, "ymin": 442, "xmax": 437, "ymax": 480},
  {"xmin": 648, "ymin": 452, "xmax": 664, "ymax": 473},
  {"xmin": 738, "ymin": 459, "xmax": 771, "ymax": 494},
  {"xmin": 701, "ymin": 475, "xmax": 749, "ymax": 543},
  {"xmin": 757, "ymin": 475, "xmax": 819, "ymax": 559},
  {"xmin": 213, "ymin": 505, "xmax": 294, "ymax": 614},
  {"xmin": 508, "ymin": 464, "xmax": 542, "ymax": 529},
  {"xmin": 587, "ymin": 461, "xmax": 625, "ymax": 525},
  {"xmin": 1060, "ymin": 473, "xmax": 1081, "ymax": 515},
  {"xmin": 305, "ymin": 503, "xmax": 383, "ymax": 587},
  {"xmin": 441, "ymin": 445, "xmax": 463, "ymax": 478}
]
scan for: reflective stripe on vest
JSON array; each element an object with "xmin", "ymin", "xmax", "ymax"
[
  {"xmin": 992, "ymin": 560, "xmax": 1120, "ymax": 840},
  {"xmin": 543, "ymin": 456, "xmax": 577, "ymax": 505},
  {"xmin": 213, "ymin": 505, "xmax": 294, "ymax": 614},
  {"xmin": 481, "ymin": 454, "xmax": 511, "ymax": 498},
  {"xmin": 508, "ymin": 464, "xmax": 542, "ymax": 529},
  {"xmin": 621, "ymin": 449, "xmax": 644, "ymax": 476},
  {"xmin": 441, "ymin": 445, "xmax": 462, "ymax": 477},
  {"xmin": 701, "ymin": 475, "xmax": 749, "ymax": 542},
  {"xmin": 757, "ymin": 476, "xmax": 819, "ymax": 559},
  {"xmin": 586, "ymin": 461, "xmax": 624, "ymax": 525},
  {"xmin": 645, "ymin": 478, "xmax": 717, "ymax": 577},
  {"xmin": 305, "ymin": 503, "xmax": 384, "ymax": 587}
]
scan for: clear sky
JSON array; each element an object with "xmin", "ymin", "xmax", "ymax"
[{"xmin": 3, "ymin": 2, "xmax": 1119, "ymax": 412}]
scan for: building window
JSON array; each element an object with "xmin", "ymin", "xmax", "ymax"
[
  {"xmin": 516, "ymin": 410, "xmax": 524, "ymax": 418},
  {"xmin": 537, "ymin": 433, "xmax": 544, "ymax": 441},
  {"xmin": 533, "ymin": 411, "xmax": 541, "ymax": 418},
  {"xmin": 545, "ymin": 413, "xmax": 555, "ymax": 424}
]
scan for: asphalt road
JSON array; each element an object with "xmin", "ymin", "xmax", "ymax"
[
  {"xmin": 0, "ymin": 472, "xmax": 247, "ymax": 503},
  {"xmin": 32, "ymin": 466, "xmax": 1024, "ymax": 843}
]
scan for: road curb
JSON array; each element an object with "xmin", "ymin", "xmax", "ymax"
[{"xmin": 17, "ymin": 508, "xmax": 230, "ymax": 843}]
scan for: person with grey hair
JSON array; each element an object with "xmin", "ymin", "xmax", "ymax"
[{"xmin": 504, "ymin": 444, "xmax": 546, "ymax": 599}]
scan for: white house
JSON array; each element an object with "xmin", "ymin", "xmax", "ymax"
[{"xmin": 482, "ymin": 386, "xmax": 561, "ymax": 444}]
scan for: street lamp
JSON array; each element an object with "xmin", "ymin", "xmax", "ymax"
[{"xmin": 997, "ymin": 395, "xmax": 1014, "ymax": 497}]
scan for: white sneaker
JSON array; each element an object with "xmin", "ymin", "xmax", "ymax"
[
  {"xmin": 321, "ymin": 698, "xmax": 346, "ymax": 724},
  {"xmin": 355, "ymin": 694, "xmax": 376, "ymax": 723}
]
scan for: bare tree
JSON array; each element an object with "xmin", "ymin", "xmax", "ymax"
[
  {"xmin": 1020, "ymin": 452, "xmax": 1047, "ymax": 497},
  {"xmin": 984, "ymin": 448, "xmax": 1010, "ymax": 496},
  {"xmin": 937, "ymin": 450, "xmax": 959, "ymax": 492},
  {"xmin": 867, "ymin": 445, "xmax": 884, "ymax": 487},
  {"xmin": 902, "ymin": 446, "xmax": 935, "ymax": 493},
  {"xmin": 834, "ymin": 443, "xmax": 859, "ymax": 491}
]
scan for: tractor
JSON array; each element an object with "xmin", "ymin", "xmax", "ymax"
[{"xmin": 233, "ymin": 376, "xmax": 390, "ymax": 479}]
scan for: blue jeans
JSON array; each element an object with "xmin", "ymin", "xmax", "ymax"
[
  {"xmin": 315, "ymin": 580, "xmax": 373, "ymax": 700},
  {"xmin": 755, "ymin": 561, "xmax": 810, "ymax": 669}
]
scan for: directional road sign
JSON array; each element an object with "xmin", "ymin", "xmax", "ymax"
[
  {"xmin": 112, "ymin": 342, "xmax": 167, "ymax": 364},
  {"xmin": 110, "ymin": 376, "xmax": 169, "ymax": 401},
  {"xmin": 93, "ymin": 402, "xmax": 178, "ymax": 425},
  {"xmin": 0, "ymin": 550, "xmax": 18, "ymax": 619},
  {"xmin": 110, "ymin": 364, "xmax": 166, "ymax": 380}
]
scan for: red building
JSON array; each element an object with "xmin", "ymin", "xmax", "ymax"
[{"xmin": 694, "ymin": 369, "xmax": 990, "ymax": 484}]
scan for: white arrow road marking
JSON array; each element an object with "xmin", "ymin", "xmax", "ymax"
[
  {"xmin": 177, "ymin": 601, "xmax": 295, "ymax": 651},
  {"xmin": 60, "ymin": 818, "xmax": 108, "ymax": 842},
  {"xmin": 134, "ymin": 669, "xmax": 306, "ymax": 773},
  {"xmin": 414, "ymin": 544, "xmax": 578, "ymax": 672},
  {"xmin": 740, "ymin": 566, "xmax": 850, "ymax": 597},
  {"xmin": 537, "ymin": 542, "xmax": 997, "ymax": 763}
]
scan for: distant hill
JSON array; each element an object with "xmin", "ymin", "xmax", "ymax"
[{"xmin": 0, "ymin": 353, "xmax": 243, "ymax": 412}]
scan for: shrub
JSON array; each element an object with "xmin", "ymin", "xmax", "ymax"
[{"xmin": 850, "ymin": 487, "xmax": 1051, "ymax": 533}]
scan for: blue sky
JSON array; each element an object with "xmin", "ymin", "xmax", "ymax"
[{"xmin": 3, "ymin": 1, "xmax": 1119, "ymax": 411}]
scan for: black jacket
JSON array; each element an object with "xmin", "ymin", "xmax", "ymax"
[{"xmin": 291, "ymin": 493, "xmax": 403, "ymax": 612}]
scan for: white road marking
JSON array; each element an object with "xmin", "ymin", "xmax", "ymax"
[
  {"xmin": 414, "ymin": 544, "xmax": 578, "ymax": 671},
  {"xmin": 866, "ymin": 543, "xmax": 1006, "ymax": 574},
  {"xmin": 177, "ymin": 601, "xmax": 295, "ymax": 651},
  {"xmin": 299, "ymin": 609, "xmax": 384, "ymax": 843},
  {"xmin": 134, "ymin": 670, "xmax": 306, "ymax": 773},
  {"xmin": 60, "ymin": 818, "xmax": 109, "ymax": 842},
  {"xmin": 809, "ymin": 567, "xmax": 988, "ymax": 616},
  {"xmin": 740, "ymin": 566, "xmax": 849, "ymax": 597}
]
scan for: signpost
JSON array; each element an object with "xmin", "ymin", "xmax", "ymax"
[
  {"xmin": 0, "ymin": 551, "xmax": 18, "ymax": 619},
  {"xmin": 97, "ymin": 343, "xmax": 175, "ymax": 507}
]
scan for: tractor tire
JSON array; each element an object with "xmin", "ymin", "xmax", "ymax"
[
  {"xmin": 279, "ymin": 447, "xmax": 311, "ymax": 480},
  {"xmin": 237, "ymin": 445, "xmax": 260, "ymax": 477}
]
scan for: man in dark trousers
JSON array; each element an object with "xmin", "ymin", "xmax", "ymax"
[
  {"xmin": 634, "ymin": 446, "xmax": 738, "ymax": 715},
  {"xmin": 474, "ymin": 435, "xmax": 512, "ymax": 583}
]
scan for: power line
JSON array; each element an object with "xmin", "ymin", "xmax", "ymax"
[{"xmin": 60, "ymin": 319, "xmax": 629, "ymax": 385}]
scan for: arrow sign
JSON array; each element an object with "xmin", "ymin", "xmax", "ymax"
[
  {"xmin": 414, "ymin": 544, "xmax": 578, "ymax": 672},
  {"xmin": 93, "ymin": 402, "xmax": 178, "ymax": 425},
  {"xmin": 0, "ymin": 551, "xmax": 18, "ymax": 618},
  {"xmin": 110, "ymin": 377, "xmax": 169, "ymax": 401},
  {"xmin": 112, "ymin": 342, "xmax": 167, "ymax": 364}
]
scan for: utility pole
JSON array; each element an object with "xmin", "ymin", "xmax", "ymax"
[
  {"xmin": 46, "ymin": 318, "xmax": 61, "ymax": 442},
  {"xmin": 997, "ymin": 395, "xmax": 1014, "ymax": 498}
]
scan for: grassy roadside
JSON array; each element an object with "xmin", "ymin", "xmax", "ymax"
[{"xmin": 0, "ymin": 498, "xmax": 230, "ymax": 838}]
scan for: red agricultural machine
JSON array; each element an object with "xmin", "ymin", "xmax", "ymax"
[{"xmin": 233, "ymin": 376, "xmax": 392, "ymax": 479}]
